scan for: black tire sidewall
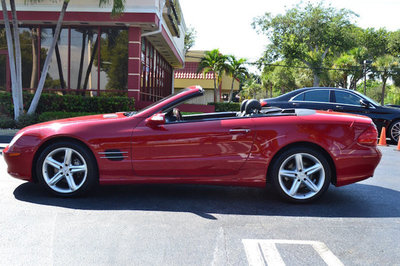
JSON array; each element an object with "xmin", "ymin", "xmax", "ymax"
[
  {"xmin": 36, "ymin": 141, "xmax": 97, "ymax": 197},
  {"xmin": 270, "ymin": 146, "xmax": 331, "ymax": 203}
]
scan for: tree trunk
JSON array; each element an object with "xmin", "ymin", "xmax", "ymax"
[
  {"xmin": 30, "ymin": 28, "xmax": 38, "ymax": 89},
  {"xmin": 381, "ymin": 77, "xmax": 387, "ymax": 105},
  {"xmin": 228, "ymin": 77, "xmax": 235, "ymax": 103},
  {"xmin": 217, "ymin": 77, "xmax": 222, "ymax": 103},
  {"xmin": 313, "ymin": 72, "xmax": 320, "ymax": 87},
  {"xmin": 10, "ymin": 0, "xmax": 23, "ymax": 113},
  {"xmin": 1, "ymin": 0, "xmax": 22, "ymax": 120},
  {"xmin": 28, "ymin": 1, "xmax": 69, "ymax": 115},
  {"xmin": 213, "ymin": 75, "xmax": 217, "ymax": 103},
  {"xmin": 82, "ymin": 37, "xmax": 99, "ymax": 92},
  {"xmin": 269, "ymin": 84, "xmax": 273, "ymax": 98}
]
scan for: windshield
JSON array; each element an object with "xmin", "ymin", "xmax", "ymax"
[
  {"xmin": 353, "ymin": 90, "xmax": 381, "ymax": 106},
  {"xmin": 133, "ymin": 88, "xmax": 193, "ymax": 116}
]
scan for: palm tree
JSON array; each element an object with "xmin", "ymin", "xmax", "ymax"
[
  {"xmin": 332, "ymin": 53, "xmax": 357, "ymax": 89},
  {"xmin": 372, "ymin": 55, "xmax": 399, "ymax": 105},
  {"xmin": 242, "ymin": 75, "xmax": 263, "ymax": 99},
  {"xmin": 331, "ymin": 48, "xmax": 367, "ymax": 90},
  {"xmin": 226, "ymin": 55, "xmax": 248, "ymax": 102},
  {"xmin": 197, "ymin": 49, "xmax": 228, "ymax": 103},
  {"xmin": 261, "ymin": 65, "xmax": 275, "ymax": 98}
]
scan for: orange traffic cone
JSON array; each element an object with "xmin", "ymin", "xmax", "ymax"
[
  {"xmin": 378, "ymin": 127, "xmax": 387, "ymax": 146},
  {"xmin": 396, "ymin": 138, "xmax": 400, "ymax": 151}
]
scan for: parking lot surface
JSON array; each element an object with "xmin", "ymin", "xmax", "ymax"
[{"xmin": 0, "ymin": 145, "xmax": 399, "ymax": 265}]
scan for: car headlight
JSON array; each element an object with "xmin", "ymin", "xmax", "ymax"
[{"xmin": 8, "ymin": 132, "xmax": 24, "ymax": 148}]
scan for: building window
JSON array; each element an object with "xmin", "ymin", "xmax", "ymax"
[
  {"xmin": 99, "ymin": 28, "xmax": 128, "ymax": 94},
  {"xmin": 1, "ymin": 25, "xmax": 173, "ymax": 102},
  {"xmin": 42, "ymin": 27, "xmax": 69, "ymax": 91},
  {"xmin": 141, "ymin": 37, "xmax": 172, "ymax": 102}
]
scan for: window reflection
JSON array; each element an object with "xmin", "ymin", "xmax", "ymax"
[
  {"xmin": 98, "ymin": 29, "xmax": 128, "ymax": 94},
  {"xmin": 0, "ymin": 26, "xmax": 172, "ymax": 99}
]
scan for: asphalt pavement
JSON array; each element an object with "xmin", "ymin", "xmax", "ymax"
[{"xmin": 0, "ymin": 144, "xmax": 399, "ymax": 265}]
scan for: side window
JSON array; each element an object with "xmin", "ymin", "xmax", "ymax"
[
  {"xmin": 303, "ymin": 90, "xmax": 330, "ymax": 102},
  {"xmin": 334, "ymin": 91, "xmax": 362, "ymax": 106},
  {"xmin": 292, "ymin": 93, "xmax": 304, "ymax": 101}
]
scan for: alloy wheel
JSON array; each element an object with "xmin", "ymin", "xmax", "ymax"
[
  {"xmin": 42, "ymin": 147, "xmax": 88, "ymax": 194},
  {"xmin": 278, "ymin": 153, "xmax": 325, "ymax": 200},
  {"xmin": 390, "ymin": 121, "xmax": 400, "ymax": 143}
]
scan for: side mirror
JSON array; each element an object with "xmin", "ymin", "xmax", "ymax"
[
  {"xmin": 360, "ymin": 99, "xmax": 371, "ymax": 108},
  {"xmin": 145, "ymin": 113, "xmax": 166, "ymax": 127}
]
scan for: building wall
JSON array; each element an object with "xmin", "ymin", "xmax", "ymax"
[
  {"xmin": 10, "ymin": 0, "xmax": 185, "ymax": 69},
  {"xmin": 13, "ymin": 0, "xmax": 160, "ymax": 12},
  {"xmin": 1, "ymin": 0, "xmax": 187, "ymax": 105}
]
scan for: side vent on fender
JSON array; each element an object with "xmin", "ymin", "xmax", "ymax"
[{"xmin": 98, "ymin": 149, "xmax": 128, "ymax": 161}]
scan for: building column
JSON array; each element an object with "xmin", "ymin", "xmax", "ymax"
[{"xmin": 127, "ymin": 27, "xmax": 141, "ymax": 101}]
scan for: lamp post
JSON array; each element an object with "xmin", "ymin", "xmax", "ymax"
[{"xmin": 363, "ymin": 60, "xmax": 372, "ymax": 95}]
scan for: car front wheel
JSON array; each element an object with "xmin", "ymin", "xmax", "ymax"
[
  {"xmin": 271, "ymin": 147, "xmax": 331, "ymax": 203},
  {"xmin": 36, "ymin": 141, "xmax": 97, "ymax": 197}
]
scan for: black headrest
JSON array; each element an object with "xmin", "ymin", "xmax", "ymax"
[
  {"xmin": 245, "ymin": 99, "xmax": 261, "ymax": 115},
  {"xmin": 240, "ymin": 100, "xmax": 249, "ymax": 113}
]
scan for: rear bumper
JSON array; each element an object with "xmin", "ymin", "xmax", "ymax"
[{"xmin": 335, "ymin": 146, "xmax": 381, "ymax": 187}]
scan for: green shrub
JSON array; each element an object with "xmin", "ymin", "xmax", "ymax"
[
  {"xmin": 0, "ymin": 92, "xmax": 14, "ymax": 117},
  {"xmin": 15, "ymin": 114, "xmax": 38, "ymax": 129},
  {"xmin": 0, "ymin": 114, "xmax": 16, "ymax": 129},
  {"xmin": 208, "ymin": 102, "xmax": 240, "ymax": 112},
  {"xmin": 0, "ymin": 92, "xmax": 135, "ymax": 118},
  {"xmin": 38, "ymin": 112, "xmax": 97, "ymax": 123}
]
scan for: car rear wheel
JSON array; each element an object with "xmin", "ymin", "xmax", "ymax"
[
  {"xmin": 389, "ymin": 120, "xmax": 400, "ymax": 143},
  {"xmin": 36, "ymin": 141, "xmax": 97, "ymax": 197},
  {"xmin": 271, "ymin": 147, "xmax": 331, "ymax": 203}
]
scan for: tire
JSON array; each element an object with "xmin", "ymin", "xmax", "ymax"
[
  {"xmin": 36, "ymin": 141, "xmax": 97, "ymax": 197},
  {"xmin": 270, "ymin": 147, "xmax": 331, "ymax": 203},
  {"xmin": 388, "ymin": 120, "xmax": 400, "ymax": 144}
]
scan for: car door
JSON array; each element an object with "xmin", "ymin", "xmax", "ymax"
[
  {"xmin": 131, "ymin": 116, "xmax": 255, "ymax": 178},
  {"xmin": 289, "ymin": 89, "xmax": 334, "ymax": 110},
  {"xmin": 332, "ymin": 90, "xmax": 372, "ymax": 116}
]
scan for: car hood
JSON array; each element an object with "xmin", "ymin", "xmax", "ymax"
[{"xmin": 18, "ymin": 112, "xmax": 131, "ymax": 135}]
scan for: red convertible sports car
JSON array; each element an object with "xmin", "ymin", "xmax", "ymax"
[{"xmin": 4, "ymin": 86, "xmax": 381, "ymax": 202}]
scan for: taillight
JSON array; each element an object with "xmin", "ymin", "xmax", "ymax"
[
  {"xmin": 357, "ymin": 124, "xmax": 378, "ymax": 146},
  {"xmin": 261, "ymin": 101, "xmax": 268, "ymax": 107}
]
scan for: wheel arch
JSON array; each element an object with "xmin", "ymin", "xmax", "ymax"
[
  {"xmin": 31, "ymin": 137, "xmax": 99, "ymax": 183},
  {"xmin": 266, "ymin": 141, "xmax": 337, "ymax": 186}
]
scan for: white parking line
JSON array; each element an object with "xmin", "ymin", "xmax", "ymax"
[{"xmin": 242, "ymin": 239, "xmax": 344, "ymax": 266}]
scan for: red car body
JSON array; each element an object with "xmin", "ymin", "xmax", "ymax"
[{"xmin": 4, "ymin": 86, "xmax": 381, "ymax": 201}]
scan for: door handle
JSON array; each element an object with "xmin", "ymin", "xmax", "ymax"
[
  {"xmin": 335, "ymin": 105, "xmax": 343, "ymax": 109},
  {"xmin": 229, "ymin": 129, "xmax": 251, "ymax": 134}
]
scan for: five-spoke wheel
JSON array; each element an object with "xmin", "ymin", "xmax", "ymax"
[
  {"xmin": 36, "ymin": 141, "xmax": 97, "ymax": 197},
  {"xmin": 271, "ymin": 147, "xmax": 331, "ymax": 203}
]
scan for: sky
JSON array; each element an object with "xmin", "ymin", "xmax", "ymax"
[{"xmin": 179, "ymin": 0, "xmax": 400, "ymax": 67}]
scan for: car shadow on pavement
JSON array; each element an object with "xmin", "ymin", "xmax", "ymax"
[{"xmin": 13, "ymin": 182, "xmax": 400, "ymax": 219}]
